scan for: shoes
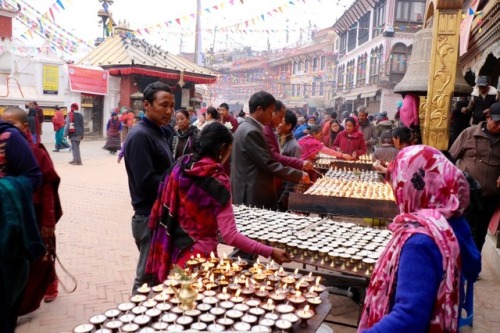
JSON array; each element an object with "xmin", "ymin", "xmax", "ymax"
[
  {"xmin": 53, "ymin": 149, "xmax": 60, "ymax": 152},
  {"xmin": 43, "ymin": 292, "xmax": 58, "ymax": 303},
  {"xmin": 69, "ymin": 161, "xmax": 83, "ymax": 165}
]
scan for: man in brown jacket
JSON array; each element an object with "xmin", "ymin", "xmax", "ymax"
[{"xmin": 450, "ymin": 102, "xmax": 500, "ymax": 251}]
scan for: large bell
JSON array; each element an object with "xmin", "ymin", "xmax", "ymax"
[{"xmin": 394, "ymin": 28, "xmax": 472, "ymax": 96}]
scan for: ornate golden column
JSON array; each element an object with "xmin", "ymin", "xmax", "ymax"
[{"xmin": 421, "ymin": 0, "xmax": 463, "ymax": 149}]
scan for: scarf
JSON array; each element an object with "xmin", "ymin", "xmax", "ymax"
[
  {"xmin": 298, "ymin": 135, "xmax": 324, "ymax": 160},
  {"xmin": 345, "ymin": 115, "xmax": 364, "ymax": 139},
  {"xmin": 359, "ymin": 146, "xmax": 468, "ymax": 333},
  {"xmin": 147, "ymin": 155, "xmax": 230, "ymax": 282},
  {"xmin": 400, "ymin": 93, "xmax": 420, "ymax": 127}
]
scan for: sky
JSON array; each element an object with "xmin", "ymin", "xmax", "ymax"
[{"xmin": 9, "ymin": 0, "xmax": 354, "ymax": 60}]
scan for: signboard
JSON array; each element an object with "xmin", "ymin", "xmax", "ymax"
[
  {"xmin": 68, "ymin": 65, "xmax": 109, "ymax": 95},
  {"xmin": 43, "ymin": 64, "xmax": 59, "ymax": 95},
  {"xmin": 459, "ymin": 0, "xmax": 479, "ymax": 56}
]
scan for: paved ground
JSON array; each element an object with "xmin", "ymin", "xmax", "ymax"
[{"xmin": 15, "ymin": 140, "xmax": 500, "ymax": 333}]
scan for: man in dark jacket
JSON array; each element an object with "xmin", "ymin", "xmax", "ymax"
[
  {"xmin": 230, "ymin": 91, "xmax": 309, "ymax": 210},
  {"xmin": 461, "ymin": 76, "xmax": 498, "ymax": 125},
  {"xmin": 124, "ymin": 81, "xmax": 175, "ymax": 294},
  {"xmin": 450, "ymin": 102, "xmax": 500, "ymax": 251},
  {"xmin": 64, "ymin": 103, "xmax": 84, "ymax": 165}
]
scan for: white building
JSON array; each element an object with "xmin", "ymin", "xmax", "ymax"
[
  {"xmin": 0, "ymin": 5, "xmax": 120, "ymax": 143},
  {"xmin": 331, "ymin": 0, "xmax": 424, "ymax": 117}
]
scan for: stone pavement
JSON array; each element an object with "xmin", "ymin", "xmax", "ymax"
[{"xmin": 15, "ymin": 140, "xmax": 500, "ymax": 333}]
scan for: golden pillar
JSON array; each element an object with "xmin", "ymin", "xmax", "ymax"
[{"xmin": 421, "ymin": 0, "xmax": 463, "ymax": 149}]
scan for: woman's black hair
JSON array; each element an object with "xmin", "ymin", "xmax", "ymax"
[
  {"xmin": 192, "ymin": 122, "xmax": 233, "ymax": 162},
  {"xmin": 176, "ymin": 109, "xmax": 190, "ymax": 119},
  {"xmin": 392, "ymin": 126, "xmax": 414, "ymax": 144},
  {"xmin": 205, "ymin": 106, "xmax": 220, "ymax": 120},
  {"xmin": 344, "ymin": 116, "xmax": 356, "ymax": 126}
]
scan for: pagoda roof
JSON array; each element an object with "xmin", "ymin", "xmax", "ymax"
[{"xmin": 78, "ymin": 34, "xmax": 217, "ymax": 84}]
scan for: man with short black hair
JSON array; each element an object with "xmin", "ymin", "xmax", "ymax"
[
  {"xmin": 231, "ymin": 91, "xmax": 309, "ymax": 210},
  {"xmin": 219, "ymin": 102, "xmax": 239, "ymax": 132},
  {"xmin": 124, "ymin": 81, "xmax": 175, "ymax": 294}
]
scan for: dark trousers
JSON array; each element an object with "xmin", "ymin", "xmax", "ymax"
[
  {"xmin": 131, "ymin": 214, "xmax": 152, "ymax": 294},
  {"xmin": 467, "ymin": 196, "xmax": 500, "ymax": 252}
]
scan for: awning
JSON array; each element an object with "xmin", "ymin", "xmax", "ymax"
[
  {"xmin": 360, "ymin": 89, "xmax": 380, "ymax": 98},
  {"xmin": 344, "ymin": 93, "xmax": 359, "ymax": 101}
]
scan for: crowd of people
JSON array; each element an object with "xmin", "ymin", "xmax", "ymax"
[{"xmin": 1, "ymin": 77, "xmax": 498, "ymax": 332}]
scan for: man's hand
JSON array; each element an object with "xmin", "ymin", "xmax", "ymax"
[
  {"xmin": 342, "ymin": 153, "xmax": 355, "ymax": 161},
  {"xmin": 461, "ymin": 107, "xmax": 469, "ymax": 114},
  {"xmin": 302, "ymin": 160, "xmax": 313, "ymax": 171},
  {"xmin": 271, "ymin": 248, "xmax": 292, "ymax": 264},
  {"xmin": 41, "ymin": 226, "xmax": 55, "ymax": 239},
  {"xmin": 301, "ymin": 172, "xmax": 311, "ymax": 184}
]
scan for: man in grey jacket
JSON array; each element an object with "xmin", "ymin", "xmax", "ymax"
[
  {"xmin": 358, "ymin": 106, "xmax": 378, "ymax": 153},
  {"xmin": 64, "ymin": 103, "xmax": 84, "ymax": 165},
  {"xmin": 230, "ymin": 91, "xmax": 309, "ymax": 210}
]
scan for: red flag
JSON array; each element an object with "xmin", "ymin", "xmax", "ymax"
[{"xmin": 176, "ymin": 18, "xmax": 181, "ymax": 25}]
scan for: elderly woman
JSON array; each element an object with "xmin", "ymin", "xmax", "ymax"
[
  {"xmin": 171, "ymin": 109, "xmax": 200, "ymax": 160},
  {"xmin": 146, "ymin": 122, "xmax": 291, "ymax": 282},
  {"xmin": 359, "ymin": 145, "xmax": 480, "ymax": 333},
  {"xmin": 332, "ymin": 116, "xmax": 367, "ymax": 159}
]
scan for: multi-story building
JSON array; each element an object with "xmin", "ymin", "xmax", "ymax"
[
  {"xmin": 331, "ymin": 0, "xmax": 423, "ymax": 116},
  {"xmin": 283, "ymin": 28, "xmax": 338, "ymax": 113}
]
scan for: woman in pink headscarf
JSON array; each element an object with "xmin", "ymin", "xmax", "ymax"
[
  {"xmin": 332, "ymin": 116, "xmax": 367, "ymax": 159},
  {"xmin": 399, "ymin": 93, "xmax": 422, "ymax": 143},
  {"xmin": 298, "ymin": 125, "xmax": 353, "ymax": 161},
  {"xmin": 358, "ymin": 145, "xmax": 480, "ymax": 333}
]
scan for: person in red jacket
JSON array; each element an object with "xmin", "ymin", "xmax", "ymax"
[
  {"xmin": 332, "ymin": 116, "xmax": 367, "ymax": 159},
  {"xmin": 1, "ymin": 107, "xmax": 62, "ymax": 305},
  {"xmin": 51, "ymin": 106, "xmax": 70, "ymax": 152}
]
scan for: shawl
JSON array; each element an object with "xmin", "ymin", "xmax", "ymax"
[
  {"xmin": 298, "ymin": 135, "xmax": 324, "ymax": 160},
  {"xmin": 400, "ymin": 93, "xmax": 420, "ymax": 127},
  {"xmin": 171, "ymin": 125, "xmax": 199, "ymax": 159},
  {"xmin": 0, "ymin": 176, "xmax": 45, "ymax": 308},
  {"xmin": 52, "ymin": 111, "xmax": 65, "ymax": 131},
  {"xmin": 147, "ymin": 155, "xmax": 230, "ymax": 282},
  {"xmin": 359, "ymin": 145, "xmax": 467, "ymax": 333},
  {"xmin": 344, "ymin": 115, "xmax": 364, "ymax": 139}
]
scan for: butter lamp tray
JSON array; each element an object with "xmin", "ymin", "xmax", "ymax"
[{"xmin": 288, "ymin": 192, "xmax": 398, "ymax": 219}]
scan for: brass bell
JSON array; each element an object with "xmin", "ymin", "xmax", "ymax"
[{"xmin": 394, "ymin": 28, "xmax": 472, "ymax": 97}]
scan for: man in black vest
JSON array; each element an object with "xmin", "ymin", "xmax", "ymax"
[{"xmin": 462, "ymin": 76, "xmax": 498, "ymax": 125}]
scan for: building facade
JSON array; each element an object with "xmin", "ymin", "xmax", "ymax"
[{"xmin": 331, "ymin": 0, "xmax": 423, "ymax": 117}]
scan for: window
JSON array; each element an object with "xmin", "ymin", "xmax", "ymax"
[
  {"xmin": 303, "ymin": 84, "xmax": 308, "ymax": 97},
  {"xmin": 291, "ymin": 84, "xmax": 296, "ymax": 96},
  {"xmin": 390, "ymin": 44, "xmax": 409, "ymax": 74},
  {"xmin": 339, "ymin": 33, "xmax": 347, "ymax": 57},
  {"xmin": 298, "ymin": 61, "xmax": 302, "ymax": 72},
  {"xmin": 293, "ymin": 61, "xmax": 297, "ymax": 74},
  {"xmin": 358, "ymin": 13, "xmax": 370, "ymax": 45},
  {"xmin": 346, "ymin": 60, "xmax": 355, "ymax": 89},
  {"xmin": 357, "ymin": 53, "xmax": 368, "ymax": 87},
  {"xmin": 320, "ymin": 56, "xmax": 326, "ymax": 71},
  {"xmin": 319, "ymin": 82, "xmax": 324, "ymax": 96},
  {"xmin": 305, "ymin": 60, "xmax": 309, "ymax": 73},
  {"xmin": 373, "ymin": 1, "xmax": 386, "ymax": 37},
  {"xmin": 337, "ymin": 64, "xmax": 345, "ymax": 90},
  {"xmin": 297, "ymin": 83, "xmax": 301, "ymax": 96},
  {"xmin": 369, "ymin": 46, "xmax": 383, "ymax": 83},
  {"xmin": 395, "ymin": 0, "xmax": 425, "ymax": 22},
  {"xmin": 312, "ymin": 82, "xmax": 317, "ymax": 96},
  {"xmin": 312, "ymin": 57, "xmax": 318, "ymax": 72},
  {"xmin": 347, "ymin": 23, "xmax": 357, "ymax": 52}
]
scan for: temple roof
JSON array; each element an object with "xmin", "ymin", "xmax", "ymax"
[{"xmin": 78, "ymin": 34, "xmax": 217, "ymax": 84}]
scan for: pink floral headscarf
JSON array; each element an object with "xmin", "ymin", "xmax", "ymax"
[{"xmin": 359, "ymin": 145, "xmax": 469, "ymax": 333}]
